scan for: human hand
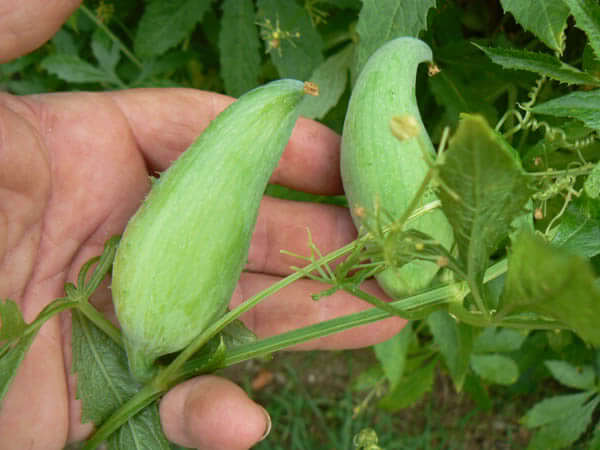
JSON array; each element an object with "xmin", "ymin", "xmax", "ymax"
[{"xmin": 0, "ymin": 2, "xmax": 404, "ymax": 449}]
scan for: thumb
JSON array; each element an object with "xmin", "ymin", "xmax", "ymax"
[{"xmin": 159, "ymin": 375, "xmax": 271, "ymax": 450}]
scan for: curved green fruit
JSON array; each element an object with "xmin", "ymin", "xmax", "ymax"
[
  {"xmin": 112, "ymin": 79, "xmax": 307, "ymax": 381},
  {"xmin": 341, "ymin": 37, "xmax": 454, "ymax": 297}
]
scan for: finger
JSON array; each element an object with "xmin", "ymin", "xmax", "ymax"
[
  {"xmin": 108, "ymin": 88, "xmax": 342, "ymax": 194},
  {"xmin": 232, "ymin": 273, "xmax": 406, "ymax": 350},
  {"xmin": 0, "ymin": 0, "xmax": 82, "ymax": 62},
  {"xmin": 160, "ymin": 376, "xmax": 270, "ymax": 450},
  {"xmin": 247, "ymin": 196, "xmax": 356, "ymax": 276}
]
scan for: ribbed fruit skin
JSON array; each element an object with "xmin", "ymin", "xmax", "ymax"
[
  {"xmin": 112, "ymin": 79, "xmax": 305, "ymax": 380},
  {"xmin": 341, "ymin": 37, "xmax": 454, "ymax": 297}
]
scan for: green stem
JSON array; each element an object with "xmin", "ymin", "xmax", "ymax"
[{"xmin": 77, "ymin": 301, "xmax": 123, "ymax": 346}]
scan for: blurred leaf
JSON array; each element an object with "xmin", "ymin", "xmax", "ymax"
[
  {"xmin": 501, "ymin": 232, "xmax": 600, "ymax": 346},
  {"xmin": 91, "ymin": 30, "xmax": 121, "ymax": 75},
  {"xmin": 470, "ymin": 354, "xmax": 519, "ymax": 385},
  {"xmin": 523, "ymin": 392, "xmax": 599, "ymax": 450},
  {"xmin": 134, "ymin": 0, "xmax": 213, "ymax": 58},
  {"xmin": 475, "ymin": 44, "xmax": 600, "ymax": 85},
  {"xmin": 530, "ymin": 90, "xmax": 600, "ymax": 132},
  {"xmin": 374, "ymin": 323, "xmax": 413, "ymax": 391},
  {"xmin": 544, "ymin": 360, "xmax": 596, "ymax": 390},
  {"xmin": 473, "ymin": 327, "xmax": 527, "ymax": 354},
  {"xmin": 257, "ymin": 0, "xmax": 324, "ymax": 80},
  {"xmin": 298, "ymin": 44, "xmax": 353, "ymax": 119},
  {"xmin": 564, "ymin": 0, "xmax": 600, "ymax": 61},
  {"xmin": 41, "ymin": 54, "xmax": 121, "ymax": 85},
  {"xmin": 378, "ymin": 359, "xmax": 436, "ymax": 411},
  {"xmin": 353, "ymin": 0, "xmax": 436, "ymax": 79},
  {"xmin": 585, "ymin": 162, "xmax": 600, "ymax": 199},
  {"xmin": 437, "ymin": 114, "xmax": 534, "ymax": 308},
  {"xmin": 427, "ymin": 310, "xmax": 474, "ymax": 391},
  {"xmin": 51, "ymin": 28, "xmax": 79, "ymax": 55},
  {"xmin": 500, "ymin": 0, "xmax": 569, "ymax": 53},
  {"xmin": 219, "ymin": 0, "xmax": 261, "ymax": 97}
]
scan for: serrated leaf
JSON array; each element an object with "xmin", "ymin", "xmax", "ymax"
[
  {"xmin": 134, "ymin": 0, "xmax": 213, "ymax": 58},
  {"xmin": 72, "ymin": 310, "xmax": 141, "ymax": 425},
  {"xmin": 550, "ymin": 200, "xmax": 600, "ymax": 258},
  {"xmin": 564, "ymin": 0, "xmax": 600, "ymax": 62},
  {"xmin": 298, "ymin": 44, "xmax": 353, "ymax": 119},
  {"xmin": 378, "ymin": 359, "xmax": 436, "ymax": 411},
  {"xmin": 523, "ymin": 392, "xmax": 599, "ymax": 450},
  {"xmin": 41, "ymin": 54, "xmax": 116, "ymax": 84},
  {"xmin": 257, "ymin": 0, "xmax": 324, "ymax": 80},
  {"xmin": 353, "ymin": 0, "xmax": 436, "ymax": 78},
  {"xmin": 0, "ymin": 299, "xmax": 27, "ymax": 341},
  {"xmin": 530, "ymin": 90, "xmax": 600, "ymax": 132},
  {"xmin": 437, "ymin": 114, "xmax": 535, "ymax": 306},
  {"xmin": 427, "ymin": 310, "xmax": 473, "ymax": 391},
  {"xmin": 473, "ymin": 327, "xmax": 527, "ymax": 354},
  {"xmin": 374, "ymin": 323, "xmax": 413, "ymax": 391},
  {"xmin": 475, "ymin": 44, "xmax": 600, "ymax": 85},
  {"xmin": 500, "ymin": 0, "xmax": 569, "ymax": 53},
  {"xmin": 544, "ymin": 360, "xmax": 596, "ymax": 390},
  {"xmin": 470, "ymin": 354, "xmax": 519, "ymax": 385},
  {"xmin": 107, "ymin": 403, "xmax": 172, "ymax": 450},
  {"xmin": 501, "ymin": 232, "xmax": 600, "ymax": 346},
  {"xmin": 218, "ymin": 0, "xmax": 261, "ymax": 97}
]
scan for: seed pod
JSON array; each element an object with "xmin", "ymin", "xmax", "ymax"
[
  {"xmin": 341, "ymin": 37, "xmax": 454, "ymax": 296},
  {"xmin": 112, "ymin": 79, "xmax": 308, "ymax": 381}
]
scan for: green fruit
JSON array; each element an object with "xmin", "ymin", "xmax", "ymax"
[
  {"xmin": 112, "ymin": 79, "xmax": 308, "ymax": 381},
  {"xmin": 341, "ymin": 37, "xmax": 454, "ymax": 297}
]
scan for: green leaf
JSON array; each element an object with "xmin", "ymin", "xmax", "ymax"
[
  {"xmin": 475, "ymin": 44, "xmax": 600, "ymax": 85},
  {"xmin": 107, "ymin": 403, "xmax": 172, "ymax": 450},
  {"xmin": 0, "ymin": 299, "xmax": 27, "ymax": 341},
  {"xmin": 428, "ymin": 67, "xmax": 498, "ymax": 126},
  {"xmin": 530, "ymin": 90, "xmax": 600, "ymax": 132},
  {"xmin": 218, "ymin": 0, "xmax": 261, "ymax": 97},
  {"xmin": 134, "ymin": 0, "xmax": 213, "ymax": 58},
  {"xmin": 374, "ymin": 323, "xmax": 413, "ymax": 391},
  {"xmin": 0, "ymin": 330, "xmax": 36, "ymax": 405},
  {"xmin": 500, "ymin": 0, "xmax": 569, "ymax": 53},
  {"xmin": 378, "ymin": 359, "xmax": 436, "ymax": 411},
  {"xmin": 523, "ymin": 392, "xmax": 599, "ymax": 450},
  {"xmin": 473, "ymin": 327, "xmax": 527, "ymax": 354},
  {"xmin": 585, "ymin": 162, "xmax": 600, "ymax": 198},
  {"xmin": 91, "ymin": 30, "xmax": 121, "ymax": 75},
  {"xmin": 550, "ymin": 200, "xmax": 600, "ymax": 258},
  {"xmin": 501, "ymin": 232, "xmax": 600, "ymax": 346},
  {"xmin": 40, "ymin": 54, "xmax": 116, "ymax": 84},
  {"xmin": 72, "ymin": 310, "xmax": 141, "ymax": 425},
  {"xmin": 257, "ymin": 0, "xmax": 324, "ymax": 80},
  {"xmin": 563, "ymin": 0, "xmax": 600, "ymax": 61},
  {"xmin": 427, "ymin": 310, "xmax": 474, "ymax": 391},
  {"xmin": 544, "ymin": 360, "xmax": 596, "ymax": 390},
  {"xmin": 353, "ymin": 0, "xmax": 436, "ymax": 78},
  {"xmin": 437, "ymin": 114, "xmax": 534, "ymax": 307},
  {"xmin": 297, "ymin": 44, "xmax": 353, "ymax": 120},
  {"xmin": 470, "ymin": 354, "xmax": 520, "ymax": 385}
]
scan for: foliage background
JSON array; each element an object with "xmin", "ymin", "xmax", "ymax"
[{"xmin": 3, "ymin": 0, "xmax": 600, "ymax": 449}]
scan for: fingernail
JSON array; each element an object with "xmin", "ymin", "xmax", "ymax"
[{"xmin": 259, "ymin": 406, "xmax": 272, "ymax": 441}]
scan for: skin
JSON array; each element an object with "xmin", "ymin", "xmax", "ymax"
[{"xmin": 0, "ymin": 2, "xmax": 405, "ymax": 449}]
